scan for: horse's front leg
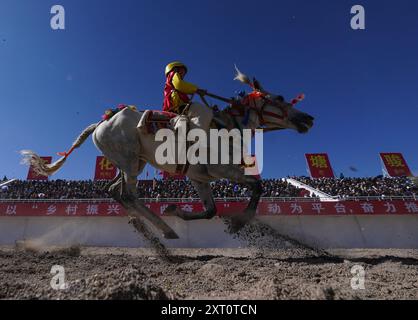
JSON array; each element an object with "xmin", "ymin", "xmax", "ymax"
[
  {"xmin": 207, "ymin": 164, "xmax": 262, "ymax": 232},
  {"xmin": 224, "ymin": 174, "xmax": 262, "ymax": 233},
  {"xmin": 244, "ymin": 176, "xmax": 263, "ymax": 212},
  {"xmin": 164, "ymin": 180, "xmax": 217, "ymax": 220}
]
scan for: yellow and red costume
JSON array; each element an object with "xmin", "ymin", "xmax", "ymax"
[{"xmin": 163, "ymin": 61, "xmax": 199, "ymax": 113}]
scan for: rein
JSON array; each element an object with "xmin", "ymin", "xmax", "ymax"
[
  {"xmin": 205, "ymin": 92, "xmax": 235, "ymax": 104},
  {"xmin": 199, "ymin": 90, "xmax": 304, "ymax": 131},
  {"xmin": 207, "ymin": 90, "xmax": 289, "ymax": 127}
]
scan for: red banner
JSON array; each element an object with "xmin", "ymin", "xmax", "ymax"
[
  {"xmin": 1, "ymin": 200, "xmax": 418, "ymax": 217},
  {"xmin": 27, "ymin": 157, "xmax": 52, "ymax": 180},
  {"xmin": 380, "ymin": 153, "xmax": 412, "ymax": 177},
  {"xmin": 305, "ymin": 153, "xmax": 335, "ymax": 178},
  {"xmin": 94, "ymin": 156, "xmax": 117, "ymax": 181}
]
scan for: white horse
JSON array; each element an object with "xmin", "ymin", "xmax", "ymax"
[{"xmin": 21, "ymin": 68, "xmax": 314, "ymax": 239}]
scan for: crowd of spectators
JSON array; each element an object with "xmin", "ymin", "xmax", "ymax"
[
  {"xmin": 294, "ymin": 176, "xmax": 417, "ymax": 198},
  {"xmin": 0, "ymin": 178, "xmax": 302, "ymax": 200},
  {"xmin": 1, "ymin": 176, "xmax": 416, "ymax": 200},
  {"xmin": 143, "ymin": 179, "xmax": 302, "ymax": 199},
  {"xmin": 0, "ymin": 179, "xmax": 110, "ymax": 199}
]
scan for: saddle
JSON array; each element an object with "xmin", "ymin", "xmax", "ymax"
[
  {"xmin": 136, "ymin": 110, "xmax": 180, "ymax": 134},
  {"xmin": 137, "ymin": 108, "xmax": 226, "ymax": 134},
  {"xmin": 137, "ymin": 109, "xmax": 191, "ymax": 175}
]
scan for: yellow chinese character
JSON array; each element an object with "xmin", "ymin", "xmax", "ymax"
[
  {"xmin": 310, "ymin": 155, "xmax": 328, "ymax": 168},
  {"xmin": 384, "ymin": 155, "xmax": 405, "ymax": 168},
  {"xmin": 99, "ymin": 157, "xmax": 114, "ymax": 171}
]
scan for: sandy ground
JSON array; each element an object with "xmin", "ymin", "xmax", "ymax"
[
  {"xmin": 1, "ymin": 244, "xmax": 418, "ymax": 300},
  {"xmin": 1, "ymin": 215, "xmax": 417, "ymax": 300}
]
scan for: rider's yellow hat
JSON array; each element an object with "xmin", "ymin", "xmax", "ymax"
[{"xmin": 165, "ymin": 61, "xmax": 187, "ymax": 76}]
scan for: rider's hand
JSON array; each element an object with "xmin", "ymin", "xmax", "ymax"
[
  {"xmin": 276, "ymin": 95, "xmax": 285, "ymax": 102},
  {"xmin": 196, "ymin": 88, "xmax": 207, "ymax": 96}
]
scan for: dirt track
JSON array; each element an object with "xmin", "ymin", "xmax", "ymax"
[{"xmin": 1, "ymin": 245, "xmax": 418, "ymax": 300}]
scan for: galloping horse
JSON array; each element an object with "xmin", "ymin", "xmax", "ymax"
[{"xmin": 21, "ymin": 68, "xmax": 314, "ymax": 239}]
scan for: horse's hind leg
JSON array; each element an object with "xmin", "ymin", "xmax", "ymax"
[
  {"xmin": 164, "ymin": 180, "xmax": 217, "ymax": 220},
  {"xmin": 107, "ymin": 171, "xmax": 123, "ymax": 201}
]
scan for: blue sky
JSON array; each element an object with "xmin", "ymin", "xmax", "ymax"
[{"xmin": 1, "ymin": 0, "xmax": 417, "ymax": 180}]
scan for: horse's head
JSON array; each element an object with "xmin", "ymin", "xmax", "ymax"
[{"xmin": 232, "ymin": 66, "xmax": 314, "ymax": 133}]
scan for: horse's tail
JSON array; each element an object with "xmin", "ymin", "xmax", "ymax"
[{"xmin": 20, "ymin": 122, "xmax": 100, "ymax": 177}]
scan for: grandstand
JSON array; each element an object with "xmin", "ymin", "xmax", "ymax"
[
  {"xmin": 0, "ymin": 178, "xmax": 302, "ymax": 200},
  {"xmin": 0, "ymin": 177, "xmax": 416, "ymax": 201},
  {"xmin": 293, "ymin": 176, "xmax": 417, "ymax": 199}
]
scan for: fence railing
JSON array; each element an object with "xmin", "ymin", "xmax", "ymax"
[{"xmin": 0, "ymin": 195, "xmax": 416, "ymax": 203}]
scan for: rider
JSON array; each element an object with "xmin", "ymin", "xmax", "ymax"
[{"xmin": 163, "ymin": 61, "xmax": 207, "ymax": 114}]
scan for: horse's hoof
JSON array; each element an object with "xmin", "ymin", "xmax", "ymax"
[
  {"xmin": 163, "ymin": 230, "xmax": 179, "ymax": 240},
  {"xmin": 228, "ymin": 216, "xmax": 247, "ymax": 233},
  {"xmin": 163, "ymin": 204, "xmax": 177, "ymax": 215},
  {"xmin": 243, "ymin": 208, "xmax": 257, "ymax": 220},
  {"xmin": 205, "ymin": 210, "xmax": 217, "ymax": 220}
]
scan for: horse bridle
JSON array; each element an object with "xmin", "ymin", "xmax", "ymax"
[{"xmin": 229, "ymin": 91, "xmax": 290, "ymax": 128}]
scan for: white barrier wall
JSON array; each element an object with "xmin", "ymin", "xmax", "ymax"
[{"xmin": 1, "ymin": 215, "xmax": 418, "ymax": 249}]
